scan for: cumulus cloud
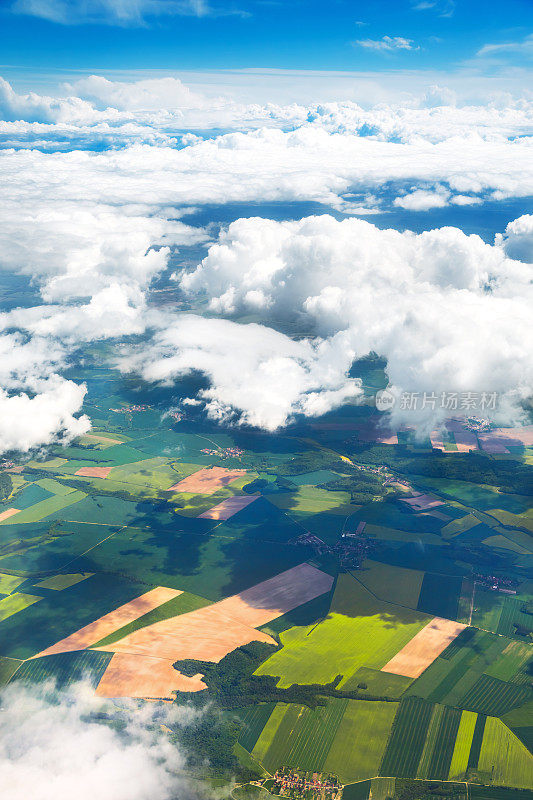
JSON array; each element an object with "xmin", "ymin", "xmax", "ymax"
[
  {"xmin": 497, "ymin": 213, "xmax": 533, "ymax": 263},
  {"xmin": 355, "ymin": 36, "xmax": 419, "ymax": 52},
  {"xmin": 393, "ymin": 186, "xmax": 450, "ymax": 210},
  {"xmin": 65, "ymin": 75, "xmax": 205, "ymax": 111},
  {"xmin": 0, "ymin": 202, "xmax": 204, "ymax": 302},
  {"xmin": 0, "ymin": 77, "xmax": 99, "ymax": 124},
  {"xmin": 173, "ymin": 214, "xmax": 533, "ymax": 432},
  {"xmin": 0, "ymin": 378, "xmax": 89, "ymax": 454},
  {"xmin": 0, "ymin": 681, "xmax": 202, "ymax": 800},
  {"xmin": 1, "ymin": 74, "xmax": 532, "ymax": 443},
  {"xmin": 0, "ymin": 149, "xmax": 206, "ymax": 452},
  {"xmin": 0, "ymin": 333, "xmax": 89, "ymax": 454},
  {"xmin": 121, "ymin": 315, "xmax": 361, "ymax": 430}
]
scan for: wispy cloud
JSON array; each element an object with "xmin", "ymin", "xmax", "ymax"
[
  {"xmin": 412, "ymin": 0, "xmax": 455, "ymax": 17},
  {"xmin": 477, "ymin": 33, "xmax": 533, "ymax": 59},
  {"xmin": 354, "ymin": 35, "xmax": 419, "ymax": 52},
  {"xmin": 10, "ymin": 0, "xmax": 244, "ymax": 26}
]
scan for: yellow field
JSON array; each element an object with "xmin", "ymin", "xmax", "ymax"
[
  {"xmin": 0, "ymin": 573, "xmax": 26, "ymax": 595},
  {"xmin": 441, "ymin": 513, "xmax": 479, "ymax": 539},
  {"xmin": 323, "ymin": 700, "xmax": 398, "ymax": 782},
  {"xmin": 0, "ymin": 592, "xmax": 42, "ymax": 621},
  {"xmin": 483, "ymin": 535, "xmax": 531, "ymax": 555},
  {"xmin": 478, "ymin": 717, "xmax": 533, "ymax": 789},
  {"xmin": 36, "ymin": 573, "xmax": 93, "ymax": 590},
  {"xmin": 255, "ymin": 576, "xmax": 428, "ymax": 688},
  {"xmin": 448, "ymin": 710, "xmax": 477, "ymax": 780}
]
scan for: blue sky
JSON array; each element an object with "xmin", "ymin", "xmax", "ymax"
[{"xmin": 0, "ymin": 0, "xmax": 531, "ymax": 74}]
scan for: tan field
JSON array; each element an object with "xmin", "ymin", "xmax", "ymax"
[
  {"xmin": 213, "ymin": 563, "xmax": 333, "ymax": 628},
  {"xmin": 0, "ymin": 508, "xmax": 20, "ymax": 522},
  {"xmin": 168, "ymin": 466, "xmax": 247, "ymax": 494},
  {"xmin": 382, "ymin": 617, "xmax": 467, "ymax": 678},
  {"xmin": 95, "ymin": 602, "xmax": 277, "ymax": 662},
  {"xmin": 401, "ymin": 494, "xmax": 444, "ymax": 511},
  {"xmin": 74, "ymin": 466, "xmax": 113, "ymax": 478},
  {"xmin": 93, "ymin": 564, "xmax": 333, "ymax": 692},
  {"xmin": 95, "ymin": 652, "xmax": 206, "ymax": 699},
  {"xmin": 198, "ymin": 493, "xmax": 260, "ymax": 520},
  {"xmin": 31, "ymin": 586, "xmax": 182, "ymax": 658}
]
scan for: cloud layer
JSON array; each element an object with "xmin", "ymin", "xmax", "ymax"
[
  {"xmin": 170, "ymin": 214, "xmax": 533, "ymax": 431},
  {"xmin": 0, "ymin": 72, "xmax": 531, "ymax": 447},
  {"xmin": 0, "ymin": 681, "xmax": 201, "ymax": 800}
]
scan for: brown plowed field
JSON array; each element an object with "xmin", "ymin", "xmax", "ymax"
[{"xmin": 382, "ymin": 617, "xmax": 467, "ymax": 678}]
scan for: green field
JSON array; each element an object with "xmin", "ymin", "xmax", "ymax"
[
  {"xmin": 10, "ymin": 649, "xmax": 113, "ymax": 689},
  {"xmin": 252, "ymin": 700, "xmax": 348, "ymax": 773},
  {"xmin": 0, "ymin": 572, "xmax": 25, "ymax": 594},
  {"xmin": 323, "ymin": 700, "xmax": 398, "ymax": 783},
  {"xmin": 379, "ymin": 697, "xmax": 435, "ymax": 778},
  {"xmin": 416, "ymin": 704, "xmax": 446, "ymax": 778},
  {"xmin": 461, "ymin": 673, "xmax": 532, "ymax": 717},
  {"xmin": 92, "ymin": 590, "xmax": 211, "ymax": 647},
  {"xmin": 35, "ymin": 572, "xmax": 93, "ymax": 590},
  {"xmin": 255, "ymin": 575, "xmax": 428, "ymax": 688},
  {"xmin": 235, "ymin": 703, "xmax": 277, "ymax": 753},
  {"xmin": 341, "ymin": 667, "xmax": 412, "ymax": 699},
  {"xmin": 448, "ymin": 710, "xmax": 478, "ymax": 780},
  {"xmin": 249, "ymin": 698, "xmax": 397, "ymax": 783},
  {"xmin": 417, "ymin": 572, "xmax": 462, "ymax": 620},
  {"xmin": 478, "ymin": 717, "xmax": 533, "ymax": 789},
  {"xmin": 0, "ymin": 655, "xmax": 22, "ymax": 685},
  {"xmin": 355, "ymin": 560, "xmax": 425, "ymax": 609},
  {"xmin": 0, "ymin": 489, "xmax": 86, "ymax": 524},
  {"xmin": 470, "ymin": 587, "xmax": 533, "ymax": 639},
  {"xmin": 0, "ymin": 592, "xmax": 42, "ymax": 621}
]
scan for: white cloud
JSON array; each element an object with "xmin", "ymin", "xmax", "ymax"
[
  {"xmin": 0, "ymin": 681, "xmax": 201, "ymax": 800},
  {"xmin": 1, "ymin": 75, "xmax": 532, "ymax": 441},
  {"xmin": 0, "ymin": 200, "xmax": 205, "ymax": 302},
  {"xmin": 0, "ymin": 378, "xmax": 89, "ymax": 454},
  {"xmin": 10, "ymin": 0, "xmax": 228, "ymax": 26},
  {"xmin": 393, "ymin": 187, "xmax": 449, "ymax": 210},
  {"xmin": 478, "ymin": 34, "xmax": 533, "ymax": 59},
  {"xmin": 121, "ymin": 315, "xmax": 361, "ymax": 430},
  {"xmin": 0, "ymin": 333, "xmax": 89, "ymax": 454},
  {"xmin": 2, "ymin": 113, "xmax": 532, "ymax": 222},
  {"xmin": 498, "ymin": 213, "xmax": 533, "ymax": 263},
  {"xmin": 0, "ymin": 77, "xmax": 100, "ymax": 124},
  {"xmin": 65, "ymin": 75, "xmax": 205, "ymax": 111},
  {"xmin": 355, "ymin": 36, "xmax": 419, "ymax": 52},
  {"xmin": 174, "ymin": 214, "xmax": 533, "ymax": 432}
]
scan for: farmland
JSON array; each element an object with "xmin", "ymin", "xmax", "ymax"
[
  {"xmin": 478, "ymin": 717, "xmax": 533, "ymax": 789},
  {"xmin": 0, "ymin": 366, "xmax": 531, "ymax": 794},
  {"xmin": 250, "ymin": 699, "xmax": 397, "ymax": 783},
  {"xmin": 254, "ymin": 575, "xmax": 429, "ymax": 688}
]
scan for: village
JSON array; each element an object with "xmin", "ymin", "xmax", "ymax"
[
  {"xmin": 291, "ymin": 523, "xmax": 374, "ymax": 570},
  {"xmin": 200, "ymin": 446, "xmax": 245, "ymax": 459},
  {"xmin": 266, "ymin": 769, "xmax": 342, "ymax": 800}
]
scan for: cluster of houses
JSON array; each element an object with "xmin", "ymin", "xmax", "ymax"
[
  {"xmin": 271, "ymin": 770, "xmax": 341, "ymax": 799},
  {"xmin": 199, "ymin": 446, "xmax": 245, "ymax": 459},
  {"xmin": 474, "ymin": 572, "xmax": 518, "ymax": 594},
  {"xmin": 110, "ymin": 404, "xmax": 151, "ymax": 414},
  {"xmin": 291, "ymin": 525, "xmax": 373, "ymax": 569}
]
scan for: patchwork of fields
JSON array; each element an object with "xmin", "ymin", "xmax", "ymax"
[{"xmin": 0, "ymin": 395, "xmax": 532, "ymax": 795}]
